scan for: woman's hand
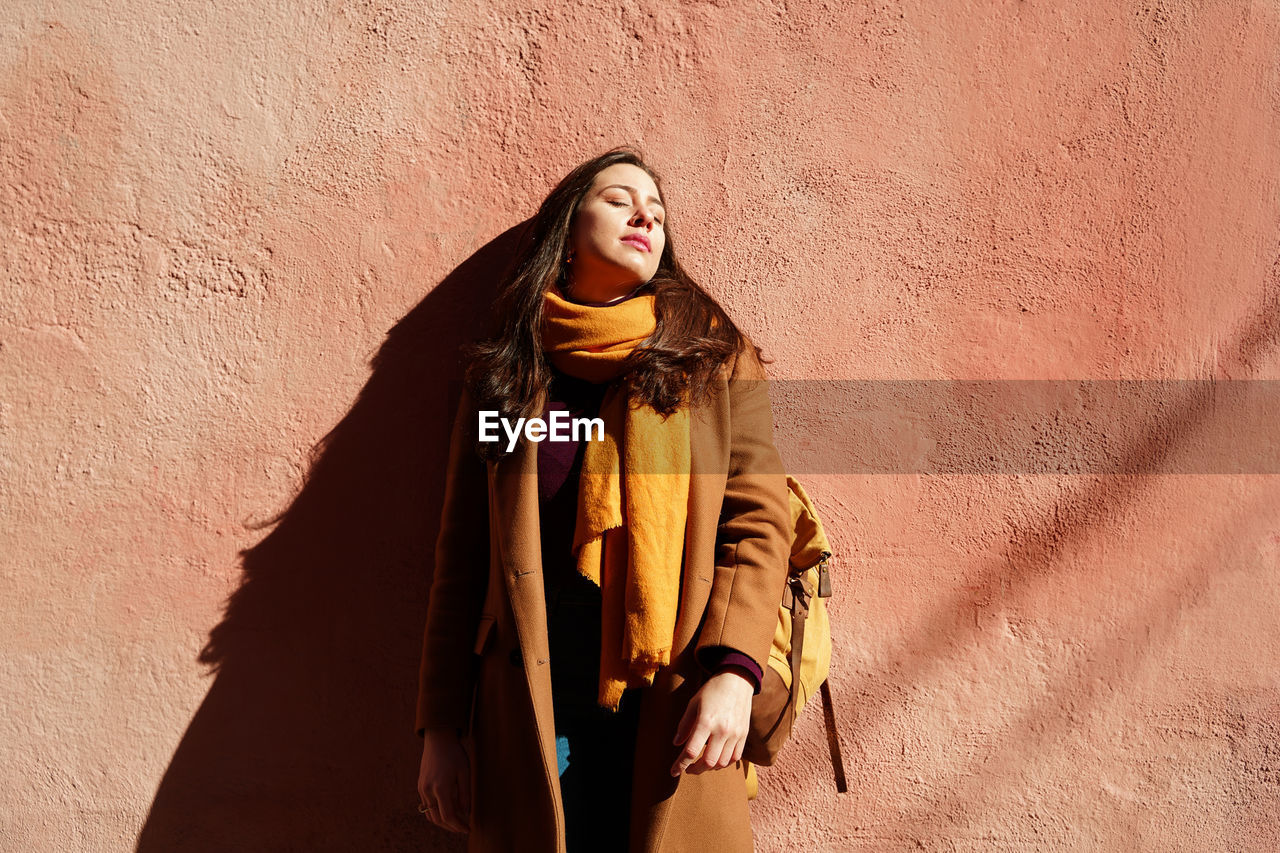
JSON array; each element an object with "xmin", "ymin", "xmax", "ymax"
[
  {"xmin": 670, "ymin": 669, "xmax": 755, "ymax": 776},
  {"xmin": 418, "ymin": 729, "xmax": 471, "ymax": 833}
]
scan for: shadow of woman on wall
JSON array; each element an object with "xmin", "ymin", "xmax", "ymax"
[{"xmin": 136, "ymin": 223, "xmax": 527, "ymax": 852}]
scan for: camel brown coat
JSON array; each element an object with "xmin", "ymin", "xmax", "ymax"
[{"xmin": 415, "ymin": 344, "xmax": 791, "ymax": 852}]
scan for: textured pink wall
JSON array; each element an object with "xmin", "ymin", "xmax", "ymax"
[{"xmin": 3, "ymin": 1, "xmax": 1278, "ymax": 850}]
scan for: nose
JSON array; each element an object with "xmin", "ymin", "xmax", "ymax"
[{"xmin": 631, "ymin": 207, "xmax": 657, "ymax": 228}]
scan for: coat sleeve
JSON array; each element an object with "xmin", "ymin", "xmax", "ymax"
[
  {"xmin": 696, "ymin": 645, "xmax": 765, "ymax": 692},
  {"xmin": 414, "ymin": 384, "xmax": 490, "ymax": 737},
  {"xmin": 693, "ymin": 343, "xmax": 791, "ymax": 674}
]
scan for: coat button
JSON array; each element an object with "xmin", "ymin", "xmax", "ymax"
[{"xmin": 508, "ymin": 648, "xmax": 523, "ymax": 667}]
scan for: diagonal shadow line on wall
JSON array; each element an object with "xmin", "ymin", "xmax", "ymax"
[
  {"xmin": 817, "ymin": 255, "xmax": 1280, "ymax": 825},
  {"xmin": 869, "ymin": 487, "xmax": 1280, "ymax": 847},
  {"xmin": 135, "ymin": 221, "xmax": 531, "ymax": 852}
]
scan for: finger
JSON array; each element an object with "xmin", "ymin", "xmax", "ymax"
[
  {"xmin": 435, "ymin": 784, "xmax": 464, "ymax": 834},
  {"xmin": 673, "ymin": 744, "xmax": 704, "ymax": 776},
  {"xmin": 715, "ymin": 732, "xmax": 744, "ymax": 768},
  {"xmin": 698, "ymin": 730, "xmax": 731, "ymax": 772},
  {"xmin": 731, "ymin": 734, "xmax": 745, "ymax": 765},
  {"xmin": 440, "ymin": 805, "xmax": 466, "ymax": 834},
  {"xmin": 672, "ymin": 701, "xmax": 697, "ymax": 746},
  {"xmin": 671, "ymin": 726, "xmax": 710, "ymax": 776}
]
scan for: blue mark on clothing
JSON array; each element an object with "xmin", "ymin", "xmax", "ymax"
[{"xmin": 556, "ymin": 734, "xmax": 571, "ymax": 776}]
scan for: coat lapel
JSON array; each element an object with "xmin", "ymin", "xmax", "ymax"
[
  {"xmin": 487, "ymin": 387, "xmax": 565, "ymax": 843},
  {"xmin": 674, "ymin": 381, "xmax": 730, "ymax": 652}
]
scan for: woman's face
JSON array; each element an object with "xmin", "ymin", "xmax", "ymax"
[{"xmin": 565, "ymin": 162, "xmax": 667, "ymax": 302}]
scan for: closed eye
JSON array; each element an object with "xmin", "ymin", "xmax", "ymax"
[{"xmin": 608, "ymin": 199, "xmax": 663, "ymax": 225}]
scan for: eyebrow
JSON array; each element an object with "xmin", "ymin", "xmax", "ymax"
[{"xmin": 600, "ymin": 184, "xmax": 665, "ymax": 210}]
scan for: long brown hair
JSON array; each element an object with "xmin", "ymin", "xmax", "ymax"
[{"xmin": 463, "ymin": 145, "xmax": 762, "ymax": 460}]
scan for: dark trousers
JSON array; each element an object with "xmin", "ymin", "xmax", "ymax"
[{"xmin": 547, "ymin": 568, "xmax": 644, "ymax": 851}]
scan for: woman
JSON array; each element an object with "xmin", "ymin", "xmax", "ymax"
[{"xmin": 415, "ymin": 146, "xmax": 790, "ymax": 852}]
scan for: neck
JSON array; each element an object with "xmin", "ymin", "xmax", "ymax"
[{"xmin": 562, "ymin": 281, "xmax": 643, "ymax": 306}]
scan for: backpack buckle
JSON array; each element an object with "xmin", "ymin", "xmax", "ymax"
[{"xmin": 786, "ymin": 575, "xmax": 813, "ymax": 617}]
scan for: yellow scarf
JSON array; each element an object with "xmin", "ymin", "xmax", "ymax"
[{"xmin": 541, "ymin": 286, "xmax": 691, "ymax": 710}]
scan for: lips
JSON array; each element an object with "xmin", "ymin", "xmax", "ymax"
[{"xmin": 621, "ymin": 234, "xmax": 650, "ymax": 252}]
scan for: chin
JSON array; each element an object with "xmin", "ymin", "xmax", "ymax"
[{"xmin": 608, "ymin": 256, "xmax": 653, "ymax": 280}]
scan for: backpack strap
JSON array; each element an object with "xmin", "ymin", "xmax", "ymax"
[
  {"xmin": 820, "ymin": 680, "xmax": 848, "ymax": 793},
  {"xmin": 784, "ymin": 574, "xmax": 812, "ymax": 713},
  {"xmin": 785, "ymin": 558, "xmax": 847, "ymax": 794},
  {"xmin": 813, "ymin": 554, "xmax": 845, "ymax": 790}
]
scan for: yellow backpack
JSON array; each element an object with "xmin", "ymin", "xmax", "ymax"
[{"xmin": 742, "ymin": 475, "xmax": 846, "ymax": 798}]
